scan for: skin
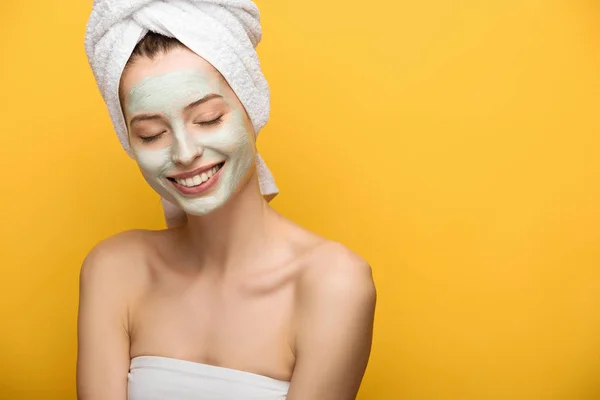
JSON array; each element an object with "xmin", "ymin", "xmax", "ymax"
[
  {"xmin": 76, "ymin": 47, "xmax": 376, "ymax": 400},
  {"xmin": 125, "ymin": 68, "xmax": 257, "ymax": 216}
]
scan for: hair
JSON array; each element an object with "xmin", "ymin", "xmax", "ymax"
[
  {"xmin": 119, "ymin": 31, "xmax": 229, "ymax": 109},
  {"xmin": 119, "ymin": 32, "xmax": 187, "ymax": 103},
  {"xmin": 124, "ymin": 31, "xmax": 186, "ymax": 71}
]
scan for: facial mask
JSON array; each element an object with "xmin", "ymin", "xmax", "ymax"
[{"xmin": 124, "ymin": 69, "xmax": 256, "ymax": 216}]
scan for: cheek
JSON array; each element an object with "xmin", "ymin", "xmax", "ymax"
[
  {"xmin": 205, "ymin": 111, "xmax": 254, "ymax": 155},
  {"xmin": 134, "ymin": 147, "xmax": 172, "ymax": 175}
]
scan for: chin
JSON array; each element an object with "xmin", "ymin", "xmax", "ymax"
[{"xmin": 175, "ymin": 191, "xmax": 233, "ymax": 217}]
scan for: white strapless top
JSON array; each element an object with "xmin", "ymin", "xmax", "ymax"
[{"xmin": 128, "ymin": 356, "xmax": 290, "ymax": 400}]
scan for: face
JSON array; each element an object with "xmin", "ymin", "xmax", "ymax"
[{"xmin": 119, "ymin": 48, "xmax": 257, "ymax": 216}]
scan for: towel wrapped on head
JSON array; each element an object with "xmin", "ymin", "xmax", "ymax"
[{"xmin": 84, "ymin": 0, "xmax": 278, "ymax": 227}]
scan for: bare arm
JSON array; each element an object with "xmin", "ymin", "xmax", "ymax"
[
  {"xmin": 76, "ymin": 240, "xmax": 132, "ymax": 400},
  {"xmin": 287, "ymin": 244, "xmax": 376, "ymax": 400}
]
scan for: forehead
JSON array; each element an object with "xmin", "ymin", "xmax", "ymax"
[
  {"xmin": 126, "ymin": 69, "xmax": 226, "ymax": 114},
  {"xmin": 120, "ymin": 47, "xmax": 224, "ymax": 102}
]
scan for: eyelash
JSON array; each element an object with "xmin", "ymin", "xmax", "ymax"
[
  {"xmin": 140, "ymin": 131, "xmax": 166, "ymax": 143},
  {"xmin": 195, "ymin": 115, "xmax": 224, "ymax": 127},
  {"xmin": 138, "ymin": 116, "xmax": 223, "ymax": 143}
]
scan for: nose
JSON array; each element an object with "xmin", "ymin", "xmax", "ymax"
[{"xmin": 171, "ymin": 128, "xmax": 202, "ymax": 166}]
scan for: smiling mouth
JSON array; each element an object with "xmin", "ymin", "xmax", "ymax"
[{"xmin": 166, "ymin": 161, "xmax": 225, "ymax": 188}]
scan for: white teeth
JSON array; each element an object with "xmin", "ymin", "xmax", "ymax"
[{"xmin": 173, "ymin": 163, "xmax": 223, "ymax": 187}]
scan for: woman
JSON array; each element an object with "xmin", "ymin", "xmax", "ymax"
[{"xmin": 77, "ymin": 1, "xmax": 376, "ymax": 399}]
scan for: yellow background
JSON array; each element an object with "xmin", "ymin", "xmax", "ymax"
[{"xmin": 1, "ymin": 0, "xmax": 599, "ymax": 399}]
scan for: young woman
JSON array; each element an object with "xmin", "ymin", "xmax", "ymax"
[{"xmin": 78, "ymin": 2, "xmax": 376, "ymax": 399}]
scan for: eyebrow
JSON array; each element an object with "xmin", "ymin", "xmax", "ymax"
[
  {"xmin": 129, "ymin": 114, "xmax": 164, "ymax": 126},
  {"xmin": 184, "ymin": 93, "xmax": 223, "ymax": 111},
  {"xmin": 129, "ymin": 93, "xmax": 223, "ymax": 126}
]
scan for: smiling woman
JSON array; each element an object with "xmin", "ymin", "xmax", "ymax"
[
  {"xmin": 121, "ymin": 52, "xmax": 259, "ymax": 216},
  {"xmin": 77, "ymin": 2, "xmax": 376, "ymax": 400}
]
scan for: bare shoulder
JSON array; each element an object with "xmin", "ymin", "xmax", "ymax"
[
  {"xmin": 79, "ymin": 229, "xmax": 160, "ymax": 298},
  {"xmin": 77, "ymin": 230, "xmax": 161, "ymax": 399},
  {"xmin": 296, "ymin": 240, "xmax": 376, "ymax": 305},
  {"xmin": 290, "ymin": 240, "xmax": 376, "ymax": 390},
  {"xmin": 81, "ymin": 230, "xmax": 148, "ymax": 275}
]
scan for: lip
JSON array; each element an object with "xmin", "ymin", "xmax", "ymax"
[
  {"xmin": 168, "ymin": 162, "xmax": 225, "ymax": 196},
  {"xmin": 168, "ymin": 161, "xmax": 224, "ymax": 180}
]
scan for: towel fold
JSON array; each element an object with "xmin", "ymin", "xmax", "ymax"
[{"xmin": 84, "ymin": 0, "xmax": 278, "ymax": 226}]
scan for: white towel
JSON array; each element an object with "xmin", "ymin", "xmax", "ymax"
[{"xmin": 84, "ymin": 0, "xmax": 278, "ymax": 226}]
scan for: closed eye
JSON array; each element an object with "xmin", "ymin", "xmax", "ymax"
[
  {"xmin": 195, "ymin": 115, "xmax": 224, "ymax": 127},
  {"xmin": 140, "ymin": 131, "xmax": 166, "ymax": 143}
]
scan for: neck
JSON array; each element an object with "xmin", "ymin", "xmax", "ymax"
[{"xmin": 179, "ymin": 171, "xmax": 280, "ymax": 275}]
